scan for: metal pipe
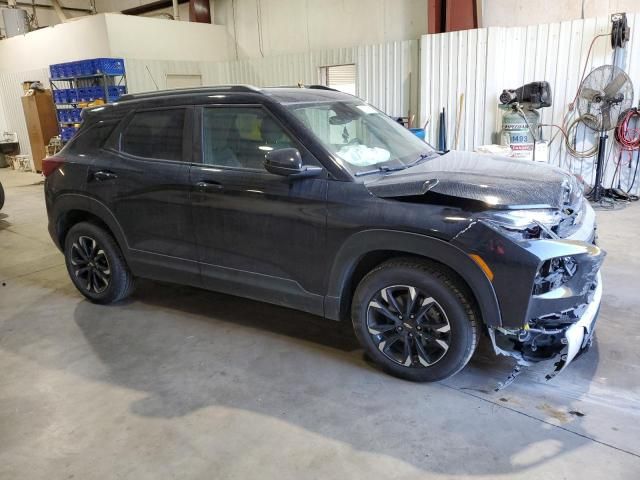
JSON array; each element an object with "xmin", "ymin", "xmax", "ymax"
[
  {"xmin": 50, "ymin": 0, "xmax": 67, "ymax": 23},
  {"xmin": 0, "ymin": 1, "xmax": 93, "ymax": 13},
  {"xmin": 172, "ymin": 0, "xmax": 179, "ymax": 20}
]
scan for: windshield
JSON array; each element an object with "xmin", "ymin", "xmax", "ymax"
[{"xmin": 286, "ymin": 100, "xmax": 436, "ymax": 176}]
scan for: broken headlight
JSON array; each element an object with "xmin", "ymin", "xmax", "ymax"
[
  {"xmin": 533, "ymin": 256, "xmax": 578, "ymax": 295},
  {"xmin": 481, "ymin": 209, "xmax": 561, "ymax": 240}
]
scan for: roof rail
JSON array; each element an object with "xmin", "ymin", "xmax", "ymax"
[
  {"xmin": 119, "ymin": 85, "xmax": 262, "ymax": 102},
  {"xmin": 267, "ymin": 84, "xmax": 339, "ymax": 92},
  {"xmin": 306, "ymin": 85, "xmax": 339, "ymax": 91}
]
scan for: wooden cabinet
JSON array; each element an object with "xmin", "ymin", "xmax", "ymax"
[{"xmin": 21, "ymin": 90, "xmax": 58, "ymax": 173}]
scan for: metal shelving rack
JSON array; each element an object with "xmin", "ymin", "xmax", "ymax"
[{"xmin": 49, "ymin": 59, "xmax": 127, "ymax": 143}]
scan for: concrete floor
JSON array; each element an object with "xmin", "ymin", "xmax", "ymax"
[{"xmin": 1, "ymin": 167, "xmax": 639, "ymax": 479}]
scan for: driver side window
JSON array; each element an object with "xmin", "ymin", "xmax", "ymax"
[{"xmin": 203, "ymin": 107, "xmax": 296, "ymax": 170}]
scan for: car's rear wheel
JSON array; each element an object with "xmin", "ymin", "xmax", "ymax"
[
  {"xmin": 352, "ymin": 258, "xmax": 479, "ymax": 382},
  {"xmin": 64, "ymin": 222, "xmax": 134, "ymax": 304}
]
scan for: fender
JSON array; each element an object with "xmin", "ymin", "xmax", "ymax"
[
  {"xmin": 49, "ymin": 193, "xmax": 131, "ymax": 260},
  {"xmin": 324, "ymin": 229, "xmax": 502, "ymax": 327}
]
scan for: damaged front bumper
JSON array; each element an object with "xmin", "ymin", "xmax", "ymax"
[
  {"xmin": 451, "ymin": 201, "xmax": 605, "ymax": 379},
  {"xmin": 488, "ymin": 271, "xmax": 602, "ymax": 379},
  {"xmin": 549, "ymin": 271, "xmax": 601, "ymax": 377}
]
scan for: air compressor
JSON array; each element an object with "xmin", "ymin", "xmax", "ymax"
[{"xmin": 499, "ymin": 81, "xmax": 552, "ymax": 160}]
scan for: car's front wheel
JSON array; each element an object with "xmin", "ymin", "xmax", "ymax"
[
  {"xmin": 64, "ymin": 222, "xmax": 134, "ymax": 304},
  {"xmin": 352, "ymin": 258, "xmax": 479, "ymax": 382}
]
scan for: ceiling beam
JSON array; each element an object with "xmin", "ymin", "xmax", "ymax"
[{"xmin": 121, "ymin": 0, "xmax": 189, "ymax": 16}]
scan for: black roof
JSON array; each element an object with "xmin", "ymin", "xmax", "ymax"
[{"xmin": 117, "ymin": 84, "xmax": 356, "ymax": 105}]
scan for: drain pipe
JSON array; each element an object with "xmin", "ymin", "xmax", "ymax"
[{"xmin": 172, "ymin": 0, "xmax": 180, "ymax": 20}]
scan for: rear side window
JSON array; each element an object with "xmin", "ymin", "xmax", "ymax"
[
  {"xmin": 66, "ymin": 121, "xmax": 117, "ymax": 153},
  {"xmin": 122, "ymin": 109, "xmax": 185, "ymax": 161}
]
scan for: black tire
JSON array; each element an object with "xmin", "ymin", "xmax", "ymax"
[
  {"xmin": 352, "ymin": 258, "xmax": 479, "ymax": 382},
  {"xmin": 0, "ymin": 181, "xmax": 4, "ymax": 210},
  {"xmin": 64, "ymin": 222, "xmax": 134, "ymax": 304}
]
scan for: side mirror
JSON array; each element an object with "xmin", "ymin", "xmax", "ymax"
[{"xmin": 264, "ymin": 148, "xmax": 322, "ymax": 178}]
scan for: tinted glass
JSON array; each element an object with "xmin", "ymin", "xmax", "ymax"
[
  {"xmin": 122, "ymin": 109, "xmax": 185, "ymax": 161},
  {"xmin": 203, "ymin": 107, "xmax": 295, "ymax": 169},
  {"xmin": 66, "ymin": 121, "xmax": 117, "ymax": 153}
]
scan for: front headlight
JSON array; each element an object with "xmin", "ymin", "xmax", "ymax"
[{"xmin": 481, "ymin": 209, "xmax": 561, "ymax": 240}]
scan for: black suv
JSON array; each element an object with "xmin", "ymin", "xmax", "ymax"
[{"xmin": 44, "ymin": 85, "xmax": 604, "ymax": 382}]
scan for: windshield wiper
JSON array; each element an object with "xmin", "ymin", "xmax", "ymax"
[
  {"xmin": 404, "ymin": 151, "xmax": 439, "ymax": 169},
  {"xmin": 354, "ymin": 165, "xmax": 406, "ymax": 177},
  {"xmin": 353, "ymin": 151, "xmax": 439, "ymax": 177}
]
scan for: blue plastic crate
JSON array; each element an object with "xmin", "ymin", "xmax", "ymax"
[
  {"xmin": 71, "ymin": 61, "xmax": 82, "ymax": 76},
  {"xmin": 53, "ymin": 89, "xmax": 66, "ymax": 104},
  {"xmin": 93, "ymin": 58, "xmax": 125, "ymax": 76},
  {"xmin": 60, "ymin": 125, "xmax": 79, "ymax": 142},
  {"xmin": 69, "ymin": 108, "xmax": 83, "ymax": 122},
  {"xmin": 76, "ymin": 87, "xmax": 88, "ymax": 102},
  {"xmin": 57, "ymin": 109, "xmax": 68, "ymax": 123},
  {"xmin": 67, "ymin": 89, "xmax": 79, "ymax": 103},
  {"xmin": 90, "ymin": 86, "xmax": 105, "ymax": 100},
  {"xmin": 61, "ymin": 63, "xmax": 75, "ymax": 78},
  {"xmin": 60, "ymin": 127, "xmax": 70, "ymax": 142},
  {"xmin": 49, "ymin": 64, "xmax": 61, "ymax": 79},
  {"xmin": 78, "ymin": 59, "xmax": 94, "ymax": 76},
  {"xmin": 102, "ymin": 85, "xmax": 126, "ymax": 101}
]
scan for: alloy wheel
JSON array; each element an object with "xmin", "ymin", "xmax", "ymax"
[
  {"xmin": 366, "ymin": 285, "xmax": 452, "ymax": 368},
  {"xmin": 70, "ymin": 235, "xmax": 111, "ymax": 294}
]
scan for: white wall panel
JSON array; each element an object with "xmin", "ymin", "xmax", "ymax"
[
  {"xmin": 420, "ymin": 14, "xmax": 640, "ymax": 194},
  {"xmin": 0, "ymin": 68, "xmax": 50, "ymax": 165}
]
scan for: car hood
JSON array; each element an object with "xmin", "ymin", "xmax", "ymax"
[{"xmin": 364, "ymin": 150, "xmax": 580, "ymax": 209}]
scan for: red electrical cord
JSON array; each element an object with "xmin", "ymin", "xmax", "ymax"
[{"xmin": 615, "ymin": 108, "xmax": 640, "ymax": 150}]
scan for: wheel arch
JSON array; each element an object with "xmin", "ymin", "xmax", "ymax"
[
  {"xmin": 51, "ymin": 194, "xmax": 129, "ymax": 257},
  {"xmin": 324, "ymin": 229, "xmax": 502, "ymax": 327}
]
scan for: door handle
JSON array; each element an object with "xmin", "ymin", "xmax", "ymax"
[
  {"xmin": 92, "ymin": 170, "xmax": 118, "ymax": 181},
  {"xmin": 195, "ymin": 180, "xmax": 224, "ymax": 191}
]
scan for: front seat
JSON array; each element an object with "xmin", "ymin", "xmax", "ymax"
[{"xmin": 203, "ymin": 112, "xmax": 240, "ymax": 167}]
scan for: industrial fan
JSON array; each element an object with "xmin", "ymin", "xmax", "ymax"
[{"xmin": 577, "ymin": 65, "xmax": 633, "ymax": 201}]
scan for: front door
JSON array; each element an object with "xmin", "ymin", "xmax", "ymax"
[{"xmin": 190, "ymin": 105, "xmax": 328, "ymax": 315}]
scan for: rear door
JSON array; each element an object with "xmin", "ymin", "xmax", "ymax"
[{"xmin": 88, "ymin": 106, "xmax": 200, "ymax": 285}]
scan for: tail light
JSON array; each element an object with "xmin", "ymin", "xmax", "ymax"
[{"xmin": 42, "ymin": 156, "xmax": 65, "ymax": 177}]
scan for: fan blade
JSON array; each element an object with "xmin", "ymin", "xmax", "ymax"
[
  {"xmin": 603, "ymin": 73, "xmax": 627, "ymax": 99},
  {"xmin": 580, "ymin": 87, "xmax": 604, "ymax": 103}
]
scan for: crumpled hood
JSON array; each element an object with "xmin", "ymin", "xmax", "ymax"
[{"xmin": 364, "ymin": 150, "xmax": 580, "ymax": 209}]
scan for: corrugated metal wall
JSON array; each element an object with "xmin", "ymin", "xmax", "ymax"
[
  {"xmin": 420, "ymin": 14, "xmax": 640, "ymax": 194},
  {"xmin": 124, "ymin": 40, "xmax": 418, "ymax": 119},
  {"xmin": 0, "ymin": 68, "xmax": 49, "ymax": 166}
]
